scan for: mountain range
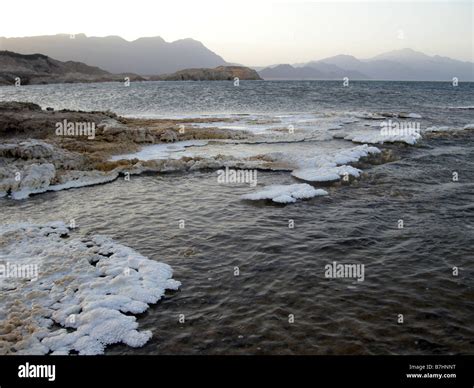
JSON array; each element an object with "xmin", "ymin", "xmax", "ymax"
[
  {"xmin": 0, "ymin": 34, "xmax": 227, "ymax": 75},
  {"xmin": 0, "ymin": 51, "xmax": 261, "ymax": 86},
  {"xmin": 0, "ymin": 34, "xmax": 472, "ymax": 81},
  {"xmin": 258, "ymin": 49, "xmax": 474, "ymax": 81}
]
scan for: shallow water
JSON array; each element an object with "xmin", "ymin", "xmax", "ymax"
[{"xmin": 2, "ymin": 135, "xmax": 473, "ymax": 355}]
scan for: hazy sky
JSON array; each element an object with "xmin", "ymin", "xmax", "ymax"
[{"xmin": 1, "ymin": 0, "xmax": 472, "ymax": 65}]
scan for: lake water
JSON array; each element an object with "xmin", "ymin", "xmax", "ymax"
[{"xmin": 1, "ymin": 80, "xmax": 473, "ymax": 354}]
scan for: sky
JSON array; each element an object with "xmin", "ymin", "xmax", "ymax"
[{"xmin": 1, "ymin": 0, "xmax": 472, "ymax": 65}]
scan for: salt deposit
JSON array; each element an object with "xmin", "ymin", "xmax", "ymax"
[
  {"xmin": 0, "ymin": 222, "xmax": 180, "ymax": 355},
  {"xmin": 242, "ymin": 183, "xmax": 328, "ymax": 203}
]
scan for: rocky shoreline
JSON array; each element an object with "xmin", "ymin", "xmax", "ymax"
[
  {"xmin": 0, "ymin": 101, "xmax": 256, "ymax": 199},
  {"xmin": 3, "ymin": 101, "xmax": 468, "ymax": 201}
]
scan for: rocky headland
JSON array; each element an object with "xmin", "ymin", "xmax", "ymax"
[
  {"xmin": 0, "ymin": 51, "xmax": 144, "ymax": 86},
  {"xmin": 153, "ymin": 66, "xmax": 262, "ymax": 81}
]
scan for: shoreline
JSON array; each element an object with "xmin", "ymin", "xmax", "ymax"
[
  {"xmin": 0, "ymin": 102, "xmax": 251, "ymax": 199},
  {"xmin": 0, "ymin": 101, "xmax": 472, "ymax": 201}
]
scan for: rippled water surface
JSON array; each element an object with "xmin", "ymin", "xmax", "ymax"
[
  {"xmin": 0, "ymin": 80, "xmax": 473, "ymax": 121},
  {"xmin": 1, "ymin": 81, "xmax": 474, "ymax": 354},
  {"xmin": 2, "ymin": 136, "xmax": 473, "ymax": 354}
]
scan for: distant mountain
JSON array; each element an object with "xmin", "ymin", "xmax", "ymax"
[
  {"xmin": 316, "ymin": 53, "xmax": 417, "ymax": 80},
  {"xmin": 366, "ymin": 48, "xmax": 474, "ymax": 80},
  {"xmin": 259, "ymin": 49, "xmax": 474, "ymax": 81},
  {"xmin": 0, "ymin": 34, "xmax": 228, "ymax": 75},
  {"xmin": 0, "ymin": 50, "xmax": 143, "ymax": 86},
  {"xmin": 260, "ymin": 62, "xmax": 368, "ymax": 80},
  {"xmin": 260, "ymin": 64, "xmax": 324, "ymax": 80},
  {"xmin": 155, "ymin": 66, "xmax": 262, "ymax": 81},
  {"xmin": 304, "ymin": 55, "xmax": 362, "ymax": 72},
  {"xmin": 301, "ymin": 61, "xmax": 368, "ymax": 79}
]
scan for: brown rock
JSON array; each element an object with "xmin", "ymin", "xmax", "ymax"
[{"xmin": 160, "ymin": 130, "xmax": 178, "ymax": 142}]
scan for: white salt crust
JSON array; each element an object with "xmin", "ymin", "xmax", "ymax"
[
  {"xmin": 242, "ymin": 183, "xmax": 328, "ymax": 203},
  {"xmin": 110, "ymin": 140, "xmax": 209, "ymax": 161},
  {"xmin": 344, "ymin": 131, "xmax": 422, "ymax": 145},
  {"xmin": 290, "ymin": 144, "xmax": 381, "ymax": 182},
  {"xmin": 10, "ymin": 170, "xmax": 119, "ymax": 200},
  {"xmin": 0, "ymin": 222, "xmax": 180, "ymax": 355}
]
